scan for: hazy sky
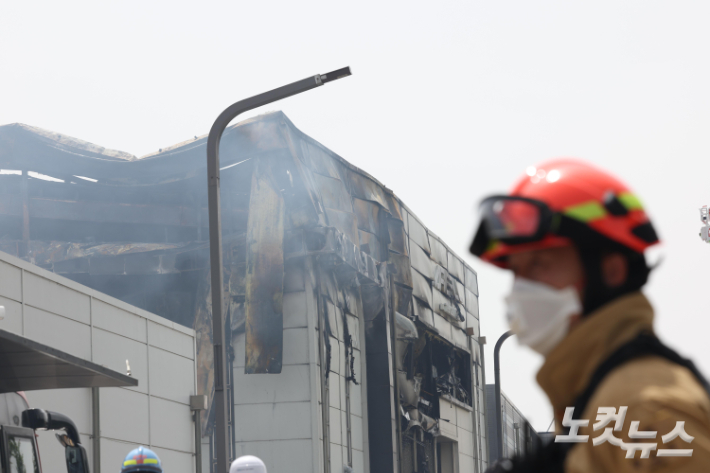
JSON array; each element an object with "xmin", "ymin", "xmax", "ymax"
[{"xmin": 2, "ymin": 1, "xmax": 709, "ymax": 431}]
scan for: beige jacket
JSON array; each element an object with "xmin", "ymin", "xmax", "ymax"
[{"xmin": 537, "ymin": 292, "xmax": 710, "ymax": 472}]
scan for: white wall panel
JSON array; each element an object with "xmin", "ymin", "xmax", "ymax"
[
  {"xmin": 24, "ymin": 272, "xmax": 90, "ymax": 324},
  {"xmin": 100, "ymin": 388, "xmax": 150, "ymax": 445},
  {"xmin": 25, "ymin": 388, "xmax": 92, "ymax": 435},
  {"xmin": 329, "ymin": 406, "xmax": 342, "ymax": 446},
  {"xmin": 283, "ymin": 291, "xmax": 308, "ymax": 329},
  {"xmin": 459, "ymin": 452, "xmax": 475, "ymax": 473},
  {"xmin": 151, "ymin": 447, "xmax": 194, "ymax": 473},
  {"xmin": 0, "ymin": 295, "xmax": 22, "ymax": 334},
  {"xmin": 92, "ymin": 298, "xmax": 147, "ymax": 343},
  {"xmin": 233, "ymin": 402, "xmax": 312, "ymax": 442},
  {"xmin": 148, "ymin": 321, "xmax": 194, "ymax": 359},
  {"xmin": 150, "ymin": 397, "xmax": 194, "ymax": 452},
  {"xmin": 283, "ymin": 328, "xmax": 310, "ymax": 365},
  {"xmin": 457, "ymin": 426, "xmax": 473, "ymax": 456},
  {"xmin": 93, "ymin": 328, "xmax": 148, "ymax": 394},
  {"xmin": 232, "ymin": 364, "xmax": 312, "ymax": 404},
  {"xmin": 24, "ymin": 306, "xmax": 91, "ymax": 359},
  {"xmin": 100, "ymin": 438, "xmax": 136, "ymax": 473},
  {"xmin": 233, "ymin": 439, "xmax": 313, "ymax": 473},
  {"xmin": 0, "ymin": 251, "xmax": 197, "ymax": 471},
  {"xmin": 0, "ymin": 260, "xmax": 22, "ymax": 302},
  {"xmin": 148, "ymin": 346, "xmax": 195, "ymax": 404}
]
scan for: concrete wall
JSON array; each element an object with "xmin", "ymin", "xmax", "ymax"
[{"xmin": 0, "ymin": 251, "xmax": 197, "ymax": 473}]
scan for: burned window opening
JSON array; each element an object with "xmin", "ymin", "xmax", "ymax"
[{"xmin": 430, "ymin": 337, "xmax": 472, "ymax": 407}]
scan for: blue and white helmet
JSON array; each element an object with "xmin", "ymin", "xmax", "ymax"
[{"xmin": 121, "ymin": 446, "xmax": 162, "ymax": 473}]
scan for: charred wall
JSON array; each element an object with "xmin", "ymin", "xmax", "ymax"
[{"xmin": 0, "ymin": 113, "xmax": 486, "ymax": 473}]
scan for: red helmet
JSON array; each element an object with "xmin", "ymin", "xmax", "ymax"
[{"xmin": 470, "ymin": 159, "xmax": 660, "ymax": 268}]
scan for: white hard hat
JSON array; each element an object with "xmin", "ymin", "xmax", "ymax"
[{"xmin": 229, "ymin": 456, "xmax": 266, "ymax": 473}]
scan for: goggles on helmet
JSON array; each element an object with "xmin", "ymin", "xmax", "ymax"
[{"xmin": 470, "ymin": 195, "xmax": 560, "ymax": 256}]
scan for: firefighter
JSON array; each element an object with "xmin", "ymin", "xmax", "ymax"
[
  {"xmin": 120, "ymin": 446, "xmax": 162, "ymax": 473},
  {"xmin": 230, "ymin": 455, "xmax": 267, "ymax": 473},
  {"xmin": 470, "ymin": 159, "xmax": 710, "ymax": 472}
]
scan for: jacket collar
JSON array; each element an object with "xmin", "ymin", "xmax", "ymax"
[{"xmin": 536, "ymin": 291, "xmax": 655, "ymax": 420}]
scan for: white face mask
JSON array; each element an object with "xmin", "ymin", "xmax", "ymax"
[{"xmin": 504, "ymin": 278, "xmax": 582, "ymax": 356}]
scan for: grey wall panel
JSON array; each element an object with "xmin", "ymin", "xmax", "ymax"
[
  {"xmin": 0, "ymin": 260, "xmax": 22, "ymax": 302},
  {"xmin": 433, "ymin": 312, "xmax": 452, "ymax": 343},
  {"xmin": 338, "ymin": 373, "xmax": 347, "ymax": 416},
  {"xmin": 458, "ymin": 426, "xmax": 474, "ymax": 456},
  {"xmin": 148, "ymin": 347, "xmax": 195, "ymax": 404},
  {"xmin": 329, "ymin": 371, "xmax": 341, "ymax": 409},
  {"xmin": 411, "ymin": 269, "xmax": 432, "ymax": 308},
  {"xmin": 148, "ymin": 321, "xmax": 194, "ymax": 359},
  {"xmin": 351, "ymin": 365, "xmax": 365, "ymax": 417},
  {"xmin": 452, "ymin": 327, "xmax": 468, "ymax": 351},
  {"xmin": 458, "ymin": 406, "xmax": 473, "ymax": 433},
  {"xmin": 236, "ymin": 440, "xmax": 314, "ymax": 473},
  {"xmin": 150, "ymin": 397, "xmax": 194, "ymax": 452},
  {"xmin": 151, "ymin": 447, "xmax": 194, "ymax": 473},
  {"xmin": 0, "ymin": 250, "xmax": 197, "ymax": 470},
  {"xmin": 432, "ymin": 288, "xmax": 461, "ymax": 328},
  {"xmin": 100, "ymin": 438, "xmax": 139, "ymax": 473},
  {"xmin": 465, "ymin": 267, "xmax": 479, "ymax": 296},
  {"xmin": 329, "ymin": 336, "xmax": 341, "ymax": 375},
  {"xmin": 24, "ymin": 306, "xmax": 91, "ymax": 359},
  {"xmin": 233, "ymin": 332, "xmax": 246, "ymax": 368},
  {"xmin": 284, "ymin": 261, "xmax": 306, "ymax": 293},
  {"xmin": 233, "ymin": 401, "xmax": 312, "ymax": 442},
  {"xmin": 25, "ymin": 388, "xmax": 92, "ymax": 435},
  {"xmin": 465, "ymin": 290, "xmax": 479, "ymax": 318},
  {"xmin": 93, "ymin": 328, "xmax": 148, "ymax": 394},
  {"xmin": 352, "ymin": 448, "xmax": 365, "ymax": 473},
  {"xmin": 24, "ymin": 272, "xmax": 91, "ymax": 324},
  {"xmin": 100, "ymin": 388, "xmax": 150, "ymax": 444},
  {"xmin": 330, "ymin": 406, "xmax": 342, "ymax": 445},
  {"xmin": 283, "ymin": 291, "xmax": 308, "ymax": 329},
  {"xmin": 407, "ymin": 215, "xmax": 430, "ymax": 254},
  {"xmin": 232, "ymin": 364, "xmax": 312, "ymax": 404},
  {"xmin": 409, "ymin": 242, "xmax": 435, "ymax": 279},
  {"xmin": 459, "ymin": 452, "xmax": 475, "ymax": 473},
  {"xmin": 330, "ymin": 442, "xmax": 343, "ymax": 472},
  {"xmin": 92, "ymin": 298, "xmax": 147, "ymax": 343},
  {"xmin": 466, "ymin": 313, "xmax": 480, "ymax": 340},
  {"xmin": 283, "ymin": 327, "xmax": 310, "ymax": 365},
  {"xmin": 314, "ymin": 173, "xmax": 353, "ymax": 213},
  {"xmin": 0, "ymin": 296, "xmax": 22, "ymax": 334},
  {"xmin": 34, "ymin": 432, "xmax": 91, "ymax": 473},
  {"xmin": 233, "ymin": 439, "xmax": 314, "ymax": 473},
  {"xmin": 428, "ymin": 235, "xmax": 448, "ymax": 268},
  {"xmin": 412, "ymin": 297, "xmax": 434, "ymax": 328},
  {"xmin": 351, "ymin": 414, "xmax": 364, "ymax": 451},
  {"xmin": 447, "ymin": 253, "xmax": 465, "ymax": 283}
]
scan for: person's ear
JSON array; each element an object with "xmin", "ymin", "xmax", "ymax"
[{"xmin": 601, "ymin": 253, "xmax": 628, "ymax": 288}]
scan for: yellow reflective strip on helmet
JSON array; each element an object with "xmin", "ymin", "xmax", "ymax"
[
  {"xmin": 124, "ymin": 461, "xmax": 138, "ymax": 466},
  {"xmin": 563, "ymin": 201, "xmax": 607, "ymax": 222},
  {"xmin": 618, "ymin": 192, "xmax": 643, "ymax": 211},
  {"xmin": 485, "ymin": 240, "xmax": 500, "ymax": 253},
  {"xmin": 143, "ymin": 460, "xmax": 159, "ymax": 465}
]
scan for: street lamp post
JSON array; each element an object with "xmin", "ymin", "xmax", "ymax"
[
  {"xmin": 494, "ymin": 330, "xmax": 513, "ymax": 461},
  {"xmin": 205, "ymin": 67, "xmax": 351, "ymax": 473}
]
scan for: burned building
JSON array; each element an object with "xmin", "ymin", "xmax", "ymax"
[{"xmin": 0, "ymin": 113, "xmax": 488, "ymax": 473}]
